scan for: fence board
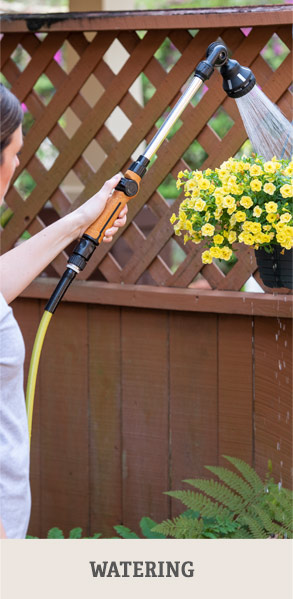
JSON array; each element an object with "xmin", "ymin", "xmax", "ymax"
[
  {"xmin": 39, "ymin": 302, "xmax": 89, "ymax": 536},
  {"xmin": 121, "ymin": 307, "xmax": 169, "ymax": 530},
  {"xmin": 254, "ymin": 316, "xmax": 292, "ymax": 489},
  {"xmin": 88, "ymin": 305, "xmax": 122, "ymax": 537},
  {"xmin": 169, "ymin": 312, "xmax": 218, "ymax": 515},
  {"xmin": 218, "ymin": 315, "xmax": 253, "ymax": 465}
]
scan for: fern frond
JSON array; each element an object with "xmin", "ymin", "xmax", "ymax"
[
  {"xmin": 167, "ymin": 490, "xmax": 231, "ymax": 519},
  {"xmin": 153, "ymin": 516, "xmax": 204, "ymax": 539},
  {"xmin": 113, "ymin": 525, "xmax": 139, "ymax": 539},
  {"xmin": 205, "ymin": 466, "xmax": 255, "ymax": 501},
  {"xmin": 222, "ymin": 456, "xmax": 263, "ymax": 493},
  {"xmin": 240, "ymin": 514, "xmax": 267, "ymax": 539},
  {"xmin": 249, "ymin": 505, "xmax": 281, "ymax": 537},
  {"xmin": 183, "ymin": 479, "xmax": 244, "ymax": 512},
  {"xmin": 167, "ymin": 490, "xmax": 217, "ymax": 513}
]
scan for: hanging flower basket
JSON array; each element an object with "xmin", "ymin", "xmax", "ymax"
[
  {"xmin": 170, "ymin": 155, "xmax": 293, "ymax": 279},
  {"xmin": 255, "ymin": 246, "xmax": 292, "ymax": 289}
]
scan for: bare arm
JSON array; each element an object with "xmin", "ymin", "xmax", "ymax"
[
  {"xmin": 0, "ymin": 518, "xmax": 7, "ymax": 539},
  {"xmin": 0, "ymin": 175, "xmax": 125, "ymax": 304}
]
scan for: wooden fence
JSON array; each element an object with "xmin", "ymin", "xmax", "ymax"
[{"xmin": 1, "ymin": 6, "xmax": 292, "ymax": 537}]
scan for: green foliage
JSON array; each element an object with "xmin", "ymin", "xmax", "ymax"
[
  {"xmin": 153, "ymin": 456, "xmax": 293, "ymax": 539},
  {"xmin": 113, "ymin": 517, "xmax": 166, "ymax": 539},
  {"xmin": 26, "ymin": 517, "xmax": 165, "ymax": 540},
  {"xmin": 27, "ymin": 527, "xmax": 102, "ymax": 539}
]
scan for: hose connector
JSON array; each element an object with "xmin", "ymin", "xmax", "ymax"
[{"xmin": 195, "ymin": 42, "xmax": 228, "ymax": 81}]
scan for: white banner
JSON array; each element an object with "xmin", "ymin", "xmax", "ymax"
[{"xmin": 1, "ymin": 539, "xmax": 292, "ymax": 598}]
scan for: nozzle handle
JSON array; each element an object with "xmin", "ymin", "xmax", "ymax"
[{"xmin": 83, "ymin": 170, "xmax": 141, "ymax": 244}]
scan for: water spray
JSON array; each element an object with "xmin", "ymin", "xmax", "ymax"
[{"xmin": 26, "ymin": 41, "xmax": 259, "ymax": 441}]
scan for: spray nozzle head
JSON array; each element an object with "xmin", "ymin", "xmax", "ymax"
[{"xmin": 220, "ymin": 58, "xmax": 256, "ymax": 98}]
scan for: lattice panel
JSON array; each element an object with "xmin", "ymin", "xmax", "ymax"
[{"xmin": 1, "ymin": 18, "xmax": 292, "ymax": 291}]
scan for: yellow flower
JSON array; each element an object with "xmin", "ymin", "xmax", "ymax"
[
  {"xmin": 222, "ymin": 194, "xmax": 236, "ymax": 208},
  {"xmin": 240, "ymin": 195, "xmax": 253, "ymax": 209},
  {"xmin": 250, "ymin": 179, "xmax": 262, "ymax": 192},
  {"xmin": 280, "ymin": 184, "xmax": 293, "ymax": 198},
  {"xmin": 250, "ymin": 222, "xmax": 262, "ymax": 234},
  {"xmin": 185, "ymin": 220, "xmax": 193, "ymax": 232},
  {"xmin": 276, "ymin": 231, "xmax": 287, "ymax": 245},
  {"xmin": 283, "ymin": 162, "xmax": 293, "ymax": 177},
  {"xmin": 193, "ymin": 171, "xmax": 203, "ymax": 182},
  {"xmin": 201, "ymin": 223, "xmax": 215, "ymax": 236},
  {"xmin": 263, "ymin": 161, "xmax": 277, "ymax": 174},
  {"xmin": 263, "ymin": 183, "xmax": 276, "ymax": 195},
  {"xmin": 220, "ymin": 247, "xmax": 233, "ymax": 260},
  {"xmin": 194, "ymin": 199, "xmax": 206, "ymax": 211},
  {"xmin": 250, "ymin": 164, "xmax": 263, "ymax": 176},
  {"xmin": 280, "ymin": 212, "xmax": 292, "ymax": 223},
  {"xmin": 202, "ymin": 250, "xmax": 213, "ymax": 264},
  {"xmin": 213, "ymin": 234, "xmax": 224, "ymax": 245},
  {"xmin": 265, "ymin": 201, "xmax": 278, "ymax": 213},
  {"xmin": 184, "ymin": 234, "xmax": 192, "ymax": 244},
  {"xmin": 199, "ymin": 178, "xmax": 210, "ymax": 190},
  {"xmin": 186, "ymin": 179, "xmax": 198, "ymax": 191},
  {"xmin": 253, "ymin": 206, "xmax": 262, "ymax": 218},
  {"xmin": 170, "ymin": 213, "xmax": 177, "ymax": 224},
  {"xmin": 227, "ymin": 205, "xmax": 237, "ymax": 215},
  {"xmin": 205, "ymin": 168, "xmax": 212, "ymax": 176},
  {"xmin": 266, "ymin": 213, "xmax": 277, "ymax": 223},
  {"xmin": 210, "ymin": 246, "xmax": 222, "ymax": 258},
  {"xmin": 235, "ymin": 211, "xmax": 246, "ymax": 222},
  {"xmin": 215, "ymin": 197, "xmax": 224, "ymax": 209},
  {"xmin": 178, "ymin": 171, "xmax": 185, "ymax": 178},
  {"xmin": 239, "ymin": 232, "xmax": 254, "ymax": 245},
  {"xmin": 228, "ymin": 231, "xmax": 237, "ymax": 244}
]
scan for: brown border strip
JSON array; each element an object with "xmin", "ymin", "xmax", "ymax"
[
  {"xmin": 1, "ymin": 6, "xmax": 292, "ymax": 32},
  {"xmin": 20, "ymin": 278, "xmax": 292, "ymax": 317}
]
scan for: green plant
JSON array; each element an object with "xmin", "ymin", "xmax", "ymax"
[
  {"xmin": 171, "ymin": 155, "xmax": 293, "ymax": 264},
  {"xmin": 113, "ymin": 517, "xmax": 166, "ymax": 539},
  {"xmin": 27, "ymin": 527, "xmax": 102, "ymax": 539},
  {"xmin": 153, "ymin": 456, "xmax": 293, "ymax": 539},
  {"xmin": 26, "ymin": 517, "xmax": 165, "ymax": 540}
]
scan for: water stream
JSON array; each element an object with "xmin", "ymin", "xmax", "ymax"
[{"xmin": 236, "ymin": 85, "xmax": 293, "ymax": 160}]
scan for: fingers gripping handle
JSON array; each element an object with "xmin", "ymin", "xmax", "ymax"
[{"xmin": 83, "ymin": 170, "xmax": 141, "ymax": 244}]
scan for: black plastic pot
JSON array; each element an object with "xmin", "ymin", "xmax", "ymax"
[{"xmin": 255, "ymin": 246, "xmax": 293, "ymax": 289}]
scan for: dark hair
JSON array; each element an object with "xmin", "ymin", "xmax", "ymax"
[{"xmin": 0, "ymin": 83, "xmax": 23, "ymax": 165}]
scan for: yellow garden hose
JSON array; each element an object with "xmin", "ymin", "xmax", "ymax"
[{"xmin": 25, "ymin": 310, "xmax": 52, "ymax": 445}]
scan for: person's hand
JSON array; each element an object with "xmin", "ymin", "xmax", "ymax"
[
  {"xmin": 103, "ymin": 203, "xmax": 128, "ymax": 243},
  {"xmin": 75, "ymin": 173, "xmax": 128, "ymax": 240}
]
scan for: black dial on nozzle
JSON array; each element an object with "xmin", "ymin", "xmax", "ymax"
[{"xmin": 220, "ymin": 59, "xmax": 256, "ymax": 98}]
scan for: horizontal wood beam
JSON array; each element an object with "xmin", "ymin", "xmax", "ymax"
[
  {"xmin": 1, "ymin": 6, "xmax": 292, "ymax": 32},
  {"xmin": 20, "ymin": 278, "xmax": 292, "ymax": 318}
]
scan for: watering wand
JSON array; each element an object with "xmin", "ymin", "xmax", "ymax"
[{"xmin": 26, "ymin": 42, "xmax": 256, "ymax": 442}]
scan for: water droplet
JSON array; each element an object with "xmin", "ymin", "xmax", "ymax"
[
  {"xmin": 275, "ymin": 334, "xmax": 278, "ymax": 341},
  {"xmin": 283, "ymin": 361, "xmax": 286, "ymax": 369},
  {"xmin": 278, "ymin": 413, "xmax": 281, "ymax": 421},
  {"xmin": 284, "ymin": 340, "xmax": 287, "ymax": 347},
  {"xmin": 278, "ymin": 360, "xmax": 282, "ymax": 370},
  {"xmin": 278, "ymin": 481, "xmax": 282, "ymax": 490},
  {"xmin": 280, "ymin": 461, "xmax": 283, "ymax": 467},
  {"xmin": 277, "ymin": 442, "xmax": 281, "ymax": 451},
  {"xmin": 283, "ymin": 324, "xmax": 286, "ymax": 330}
]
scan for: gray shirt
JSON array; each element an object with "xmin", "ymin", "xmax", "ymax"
[{"xmin": 0, "ymin": 292, "xmax": 31, "ymax": 538}]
